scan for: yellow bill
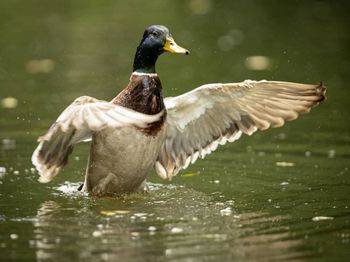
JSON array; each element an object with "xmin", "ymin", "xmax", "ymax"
[{"xmin": 164, "ymin": 37, "xmax": 190, "ymax": 54}]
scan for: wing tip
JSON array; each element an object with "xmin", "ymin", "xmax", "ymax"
[
  {"xmin": 154, "ymin": 160, "xmax": 179, "ymax": 181},
  {"xmin": 38, "ymin": 175, "xmax": 52, "ymax": 183},
  {"xmin": 155, "ymin": 161, "xmax": 168, "ymax": 180},
  {"xmin": 31, "ymin": 142, "xmax": 62, "ymax": 184},
  {"xmin": 317, "ymin": 81, "xmax": 327, "ymax": 102}
]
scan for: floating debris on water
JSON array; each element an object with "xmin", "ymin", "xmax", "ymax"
[
  {"xmin": 92, "ymin": 231, "xmax": 102, "ymax": 237},
  {"xmin": 0, "ymin": 167, "xmax": 6, "ymax": 179},
  {"xmin": 170, "ymin": 227, "xmax": 184, "ymax": 234},
  {"xmin": 1, "ymin": 97, "xmax": 18, "ymax": 109},
  {"xmin": 276, "ymin": 161, "xmax": 295, "ymax": 167},
  {"xmin": 148, "ymin": 226, "xmax": 157, "ymax": 232},
  {"xmin": 100, "ymin": 210, "xmax": 130, "ymax": 216},
  {"xmin": 220, "ymin": 207, "xmax": 232, "ymax": 216},
  {"xmin": 10, "ymin": 234, "xmax": 18, "ymax": 240},
  {"xmin": 13, "ymin": 170, "xmax": 19, "ymax": 175},
  {"xmin": 312, "ymin": 216, "xmax": 334, "ymax": 222},
  {"xmin": 130, "ymin": 232, "xmax": 140, "ymax": 239},
  {"xmin": 213, "ymin": 180, "xmax": 220, "ymax": 184},
  {"xmin": 134, "ymin": 213, "xmax": 148, "ymax": 218},
  {"xmin": 280, "ymin": 181, "xmax": 289, "ymax": 186},
  {"xmin": 204, "ymin": 233, "xmax": 228, "ymax": 241},
  {"xmin": 182, "ymin": 172, "xmax": 199, "ymax": 177}
]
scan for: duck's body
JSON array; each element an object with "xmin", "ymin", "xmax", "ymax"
[
  {"xmin": 84, "ymin": 124, "xmax": 166, "ymax": 194},
  {"xmin": 83, "ymin": 73, "xmax": 167, "ymax": 194},
  {"xmin": 32, "ymin": 25, "xmax": 326, "ymax": 196}
]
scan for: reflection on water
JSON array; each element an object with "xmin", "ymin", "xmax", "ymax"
[{"xmin": 32, "ymin": 183, "xmax": 308, "ymax": 261}]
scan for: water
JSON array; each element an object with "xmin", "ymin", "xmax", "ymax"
[{"xmin": 1, "ymin": 1, "xmax": 349, "ymax": 261}]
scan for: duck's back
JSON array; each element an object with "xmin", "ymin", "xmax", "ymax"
[{"xmin": 82, "ymin": 73, "xmax": 167, "ymax": 195}]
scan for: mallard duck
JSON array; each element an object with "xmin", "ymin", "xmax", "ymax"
[{"xmin": 32, "ymin": 25, "xmax": 326, "ymax": 196}]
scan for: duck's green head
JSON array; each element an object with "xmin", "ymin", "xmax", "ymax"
[{"xmin": 133, "ymin": 25, "xmax": 189, "ymax": 73}]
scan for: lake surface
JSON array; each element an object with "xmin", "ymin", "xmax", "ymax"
[{"xmin": 0, "ymin": 1, "xmax": 349, "ymax": 261}]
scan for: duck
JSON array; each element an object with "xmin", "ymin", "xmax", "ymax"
[{"xmin": 32, "ymin": 25, "xmax": 326, "ymax": 196}]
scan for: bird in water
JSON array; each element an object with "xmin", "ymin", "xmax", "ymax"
[{"xmin": 32, "ymin": 25, "xmax": 326, "ymax": 196}]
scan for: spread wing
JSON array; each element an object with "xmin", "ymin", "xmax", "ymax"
[
  {"xmin": 32, "ymin": 96, "xmax": 164, "ymax": 183},
  {"xmin": 155, "ymin": 80, "xmax": 326, "ymax": 180}
]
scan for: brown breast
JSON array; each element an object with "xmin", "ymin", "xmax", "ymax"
[{"xmin": 112, "ymin": 73, "xmax": 166, "ymax": 136}]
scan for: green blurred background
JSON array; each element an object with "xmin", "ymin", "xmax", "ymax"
[{"xmin": 0, "ymin": 1, "xmax": 349, "ymax": 261}]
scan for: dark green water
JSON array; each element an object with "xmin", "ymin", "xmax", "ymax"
[{"xmin": 0, "ymin": 1, "xmax": 349, "ymax": 261}]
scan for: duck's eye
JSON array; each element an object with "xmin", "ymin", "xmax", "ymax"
[{"xmin": 152, "ymin": 32, "xmax": 158, "ymax": 37}]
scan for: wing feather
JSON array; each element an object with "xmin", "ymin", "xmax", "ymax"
[
  {"xmin": 155, "ymin": 80, "xmax": 326, "ymax": 180},
  {"xmin": 32, "ymin": 96, "xmax": 164, "ymax": 183}
]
